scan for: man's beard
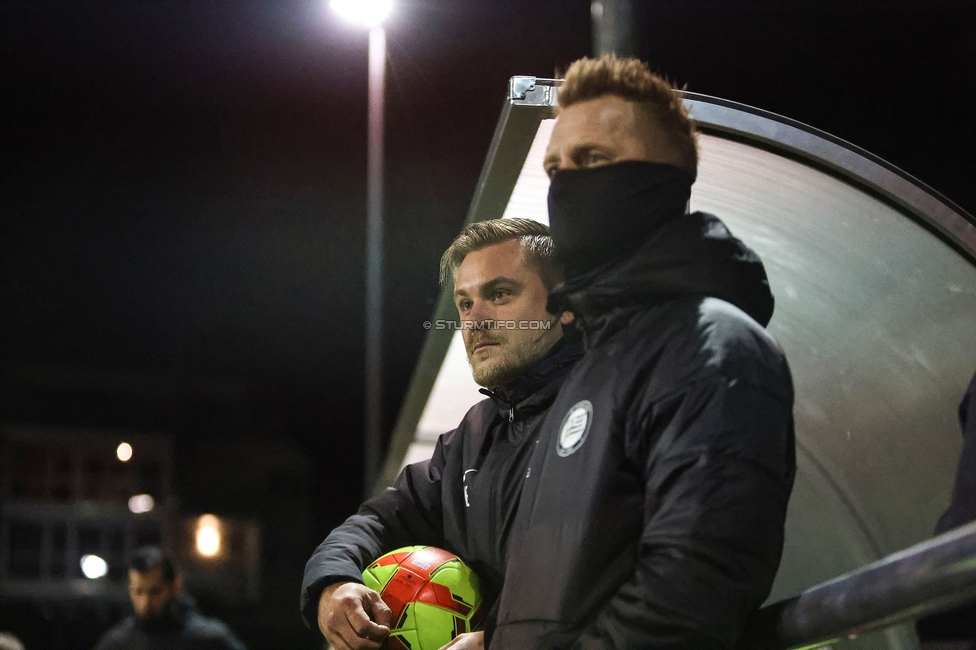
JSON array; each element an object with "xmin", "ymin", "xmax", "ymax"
[
  {"xmin": 469, "ymin": 328, "xmax": 556, "ymax": 387},
  {"xmin": 136, "ymin": 603, "xmax": 179, "ymax": 632}
]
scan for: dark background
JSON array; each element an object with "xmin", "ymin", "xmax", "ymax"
[{"xmin": 1, "ymin": 0, "xmax": 974, "ymax": 647}]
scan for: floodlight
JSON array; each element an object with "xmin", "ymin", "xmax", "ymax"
[
  {"xmin": 330, "ymin": 0, "xmax": 393, "ymax": 27},
  {"xmin": 81, "ymin": 554, "xmax": 108, "ymax": 579}
]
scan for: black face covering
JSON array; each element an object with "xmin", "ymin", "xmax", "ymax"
[{"xmin": 547, "ymin": 161, "xmax": 695, "ymax": 279}]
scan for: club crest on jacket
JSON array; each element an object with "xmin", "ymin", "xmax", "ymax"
[{"xmin": 557, "ymin": 400, "xmax": 593, "ymax": 457}]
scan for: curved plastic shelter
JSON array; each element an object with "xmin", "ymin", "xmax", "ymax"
[{"xmin": 380, "ymin": 77, "xmax": 976, "ymax": 648}]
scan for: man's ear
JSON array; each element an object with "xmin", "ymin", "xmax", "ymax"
[{"xmin": 559, "ymin": 311, "xmax": 575, "ymax": 326}]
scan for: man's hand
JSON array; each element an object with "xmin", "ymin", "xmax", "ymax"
[
  {"xmin": 439, "ymin": 631, "xmax": 484, "ymax": 650},
  {"xmin": 317, "ymin": 581, "xmax": 393, "ymax": 650}
]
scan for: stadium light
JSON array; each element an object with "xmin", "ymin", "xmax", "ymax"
[
  {"xmin": 330, "ymin": 0, "xmax": 391, "ymax": 493},
  {"xmin": 330, "ymin": 0, "xmax": 392, "ymax": 27},
  {"xmin": 81, "ymin": 554, "xmax": 108, "ymax": 579}
]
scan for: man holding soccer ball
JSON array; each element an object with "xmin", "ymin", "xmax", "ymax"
[
  {"xmin": 301, "ymin": 218, "xmax": 581, "ymax": 650},
  {"xmin": 304, "ymin": 54, "xmax": 796, "ymax": 649}
]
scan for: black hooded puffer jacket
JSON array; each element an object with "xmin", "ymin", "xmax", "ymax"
[{"xmin": 492, "ymin": 211, "xmax": 796, "ymax": 650}]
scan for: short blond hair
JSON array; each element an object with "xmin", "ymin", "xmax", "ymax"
[
  {"xmin": 558, "ymin": 54, "xmax": 698, "ymax": 177},
  {"xmin": 439, "ymin": 218, "xmax": 559, "ymax": 289}
]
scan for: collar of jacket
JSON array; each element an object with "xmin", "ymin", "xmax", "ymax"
[
  {"xmin": 136, "ymin": 596, "xmax": 196, "ymax": 633},
  {"xmin": 479, "ymin": 334, "xmax": 584, "ymax": 419},
  {"xmin": 547, "ymin": 211, "xmax": 775, "ymax": 346}
]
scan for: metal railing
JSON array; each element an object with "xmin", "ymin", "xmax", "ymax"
[{"xmin": 739, "ymin": 521, "xmax": 976, "ymax": 649}]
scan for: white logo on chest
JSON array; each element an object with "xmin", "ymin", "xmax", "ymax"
[
  {"xmin": 557, "ymin": 400, "xmax": 593, "ymax": 457},
  {"xmin": 463, "ymin": 469, "xmax": 477, "ymax": 507}
]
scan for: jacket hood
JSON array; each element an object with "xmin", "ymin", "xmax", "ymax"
[{"xmin": 548, "ymin": 211, "xmax": 775, "ymax": 329}]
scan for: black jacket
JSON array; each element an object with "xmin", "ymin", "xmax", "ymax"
[
  {"xmin": 94, "ymin": 598, "xmax": 246, "ymax": 650},
  {"xmin": 300, "ymin": 339, "xmax": 584, "ymax": 633},
  {"xmin": 492, "ymin": 212, "xmax": 796, "ymax": 649}
]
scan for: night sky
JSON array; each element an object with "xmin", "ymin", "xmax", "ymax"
[{"xmin": 1, "ymin": 0, "xmax": 974, "ymax": 647}]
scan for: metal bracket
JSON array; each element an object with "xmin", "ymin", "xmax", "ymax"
[
  {"xmin": 509, "ymin": 76, "xmax": 559, "ymax": 107},
  {"xmin": 510, "ymin": 76, "xmax": 537, "ymax": 100}
]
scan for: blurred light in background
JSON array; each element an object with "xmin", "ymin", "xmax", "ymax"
[
  {"xmin": 80, "ymin": 554, "xmax": 108, "ymax": 579},
  {"xmin": 116, "ymin": 442, "xmax": 133, "ymax": 462},
  {"xmin": 195, "ymin": 514, "xmax": 222, "ymax": 558},
  {"xmin": 329, "ymin": 0, "xmax": 392, "ymax": 27},
  {"xmin": 128, "ymin": 494, "xmax": 155, "ymax": 514}
]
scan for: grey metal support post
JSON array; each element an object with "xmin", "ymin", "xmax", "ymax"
[
  {"xmin": 364, "ymin": 25, "xmax": 386, "ymax": 495},
  {"xmin": 591, "ymin": 0, "xmax": 636, "ymax": 57}
]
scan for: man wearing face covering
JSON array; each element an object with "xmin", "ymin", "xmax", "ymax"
[{"xmin": 490, "ymin": 56, "xmax": 796, "ymax": 649}]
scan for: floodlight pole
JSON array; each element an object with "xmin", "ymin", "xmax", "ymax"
[
  {"xmin": 592, "ymin": 0, "xmax": 635, "ymax": 57},
  {"xmin": 364, "ymin": 25, "xmax": 386, "ymax": 494}
]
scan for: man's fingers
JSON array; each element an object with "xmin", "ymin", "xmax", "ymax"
[
  {"xmin": 345, "ymin": 604, "xmax": 389, "ymax": 649},
  {"xmin": 318, "ymin": 583, "xmax": 391, "ymax": 650},
  {"xmin": 331, "ymin": 615, "xmax": 382, "ymax": 650},
  {"xmin": 336, "ymin": 622, "xmax": 380, "ymax": 650},
  {"xmin": 365, "ymin": 589, "xmax": 394, "ymax": 628},
  {"xmin": 324, "ymin": 609, "xmax": 359, "ymax": 650},
  {"xmin": 326, "ymin": 633, "xmax": 353, "ymax": 650}
]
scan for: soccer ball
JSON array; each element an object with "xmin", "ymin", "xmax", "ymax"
[{"xmin": 362, "ymin": 546, "xmax": 483, "ymax": 650}]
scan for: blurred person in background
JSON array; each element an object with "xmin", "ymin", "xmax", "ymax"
[{"xmin": 94, "ymin": 546, "xmax": 246, "ymax": 650}]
